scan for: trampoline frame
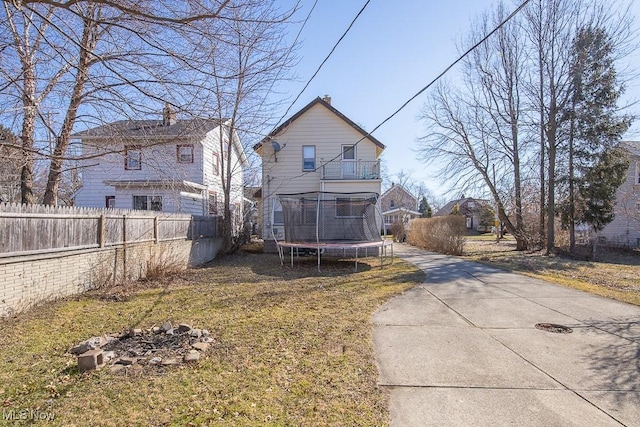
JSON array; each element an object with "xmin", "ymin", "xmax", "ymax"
[{"xmin": 272, "ymin": 192, "xmax": 394, "ymax": 271}]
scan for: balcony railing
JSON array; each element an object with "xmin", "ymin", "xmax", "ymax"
[{"xmin": 321, "ymin": 160, "xmax": 381, "ymax": 180}]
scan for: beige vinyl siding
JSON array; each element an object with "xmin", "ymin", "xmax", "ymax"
[
  {"xmin": 261, "ymin": 103, "xmax": 382, "ymax": 240},
  {"xmin": 262, "ymin": 104, "xmax": 379, "ymax": 195}
]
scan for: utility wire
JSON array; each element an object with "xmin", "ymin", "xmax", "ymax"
[
  {"xmin": 272, "ymin": 0, "xmax": 372, "ymax": 128},
  {"xmin": 264, "ymin": 0, "xmax": 531, "ymax": 199},
  {"xmin": 256, "ymin": 0, "xmax": 319, "ymax": 114}
]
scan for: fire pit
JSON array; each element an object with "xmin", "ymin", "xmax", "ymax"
[{"xmin": 70, "ymin": 322, "xmax": 214, "ymax": 372}]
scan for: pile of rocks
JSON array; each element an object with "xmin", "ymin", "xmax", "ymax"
[{"xmin": 69, "ymin": 322, "xmax": 214, "ymax": 372}]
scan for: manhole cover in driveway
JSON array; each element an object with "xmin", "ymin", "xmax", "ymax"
[{"xmin": 535, "ymin": 323, "xmax": 573, "ymax": 333}]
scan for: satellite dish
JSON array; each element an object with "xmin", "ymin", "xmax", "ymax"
[{"xmin": 271, "ymin": 140, "xmax": 281, "ymax": 152}]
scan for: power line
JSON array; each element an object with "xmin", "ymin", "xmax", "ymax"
[
  {"xmin": 256, "ymin": 0, "xmax": 319, "ymax": 114},
  {"xmin": 263, "ymin": 0, "xmax": 532, "ymax": 200},
  {"xmin": 273, "ymin": 0, "xmax": 372, "ymax": 128}
]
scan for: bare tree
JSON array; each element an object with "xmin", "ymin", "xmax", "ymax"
[
  {"xmin": 418, "ymin": 2, "xmax": 531, "ymax": 250},
  {"xmin": 522, "ymin": 0, "xmax": 634, "ymax": 253},
  {"xmin": 203, "ymin": 1, "xmax": 298, "ymax": 254},
  {"xmin": 419, "ymin": 0, "xmax": 634, "ymax": 252}
]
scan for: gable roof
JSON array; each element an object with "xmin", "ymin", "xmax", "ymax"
[
  {"xmin": 434, "ymin": 197, "xmax": 489, "ymax": 216},
  {"xmin": 379, "ymin": 184, "xmax": 418, "ymax": 202},
  {"xmin": 75, "ymin": 117, "xmax": 249, "ymax": 166},
  {"xmin": 253, "ymin": 97, "xmax": 385, "ymax": 152},
  {"xmin": 74, "ymin": 118, "xmax": 223, "ymax": 140}
]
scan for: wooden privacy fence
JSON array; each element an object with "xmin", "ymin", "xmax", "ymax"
[{"xmin": 0, "ymin": 203, "xmax": 218, "ymax": 258}]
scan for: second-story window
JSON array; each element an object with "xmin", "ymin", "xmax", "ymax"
[
  {"xmin": 212, "ymin": 152, "xmax": 220, "ymax": 176},
  {"xmin": 302, "ymin": 146, "xmax": 315, "ymax": 171},
  {"xmin": 125, "ymin": 146, "xmax": 141, "ymax": 170},
  {"xmin": 177, "ymin": 145, "xmax": 194, "ymax": 163}
]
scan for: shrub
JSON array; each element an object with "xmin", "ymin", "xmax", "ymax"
[
  {"xmin": 390, "ymin": 221, "xmax": 406, "ymax": 242},
  {"xmin": 407, "ymin": 216, "xmax": 466, "ymax": 255}
]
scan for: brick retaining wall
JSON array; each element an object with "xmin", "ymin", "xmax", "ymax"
[{"xmin": 0, "ymin": 237, "xmax": 222, "ymax": 317}]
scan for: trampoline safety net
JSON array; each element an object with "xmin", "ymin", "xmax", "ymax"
[{"xmin": 276, "ymin": 192, "xmax": 382, "ymax": 243}]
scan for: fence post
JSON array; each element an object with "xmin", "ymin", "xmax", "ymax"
[
  {"xmin": 98, "ymin": 214, "xmax": 106, "ymax": 248},
  {"xmin": 154, "ymin": 216, "xmax": 159, "ymax": 244},
  {"xmin": 122, "ymin": 215, "xmax": 127, "ymax": 280}
]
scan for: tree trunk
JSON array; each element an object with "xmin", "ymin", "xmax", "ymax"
[
  {"xmin": 546, "ymin": 116, "xmax": 557, "ymax": 255},
  {"xmin": 43, "ymin": 9, "xmax": 96, "ymax": 206},
  {"xmin": 19, "ymin": 58, "xmax": 37, "ymax": 204}
]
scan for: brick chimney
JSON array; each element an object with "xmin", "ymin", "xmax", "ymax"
[
  {"xmin": 322, "ymin": 95, "xmax": 331, "ymax": 105},
  {"xmin": 163, "ymin": 102, "xmax": 176, "ymax": 126}
]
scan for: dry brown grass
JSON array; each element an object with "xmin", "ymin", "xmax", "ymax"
[
  {"xmin": 0, "ymin": 252, "xmax": 423, "ymax": 426},
  {"xmin": 463, "ymin": 235, "xmax": 640, "ymax": 306}
]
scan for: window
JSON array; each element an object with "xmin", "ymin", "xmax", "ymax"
[
  {"xmin": 133, "ymin": 195, "xmax": 147, "ymax": 210},
  {"xmin": 150, "ymin": 196, "xmax": 162, "ymax": 211},
  {"xmin": 342, "ymin": 145, "xmax": 355, "ymax": 160},
  {"xmin": 636, "ymin": 162, "xmax": 640, "ymax": 185},
  {"xmin": 466, "ymin": 217, "xmax": 472, "ymax": 229},
  {"xmin": 105, "ymin": 196, "xmax": 115, "ymax": 208},
  {"xmin": 177, "ymin": 145, "xmax": 194, "ymax": 163},
  {"xmin": 302, "ymin": 146, "xmax": 315, "ymax": 171},
  {"xmin": 133, "ymin": 195, "xmax": 162, "ymax": 211},
  {"xmin": 272, "ymin": 198, "xmax": 283, "ymax": 225},
  {"xmin": 336, "ymin": 197, "xmax": 365, "ymax": 218},
  {"xmin": 125, "ymin": 146, "xmax": 141, "ymax": 170},
  {"xmin": 208, "ymin": 192, "xmax": 218, "ymax": 215},
  {"xmin": 297, "ymin": 198, "xmax": 317, "ymax": 224},
  {"xmin": 390, "ymin": 200, "xmax": 396, "ymax": 209},
  {"xmin": 212, "ymin": 152, "xmax": 220, "ymax": 176}
]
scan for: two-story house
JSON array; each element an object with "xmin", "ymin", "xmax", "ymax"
[
  {"xmin": 379, "ymin": 183, "xmax": 421, "ymax": 234},
  {"xmin": 253, "ymin": 96, "xmax": 385, "ymax": 251},
  {"xmin": 74, "ymin": 104, "xmax": 248, "ymax": 221},
  {"xmin": 591, "ymin": 141, "xmax": 640, "ymax": 247}
]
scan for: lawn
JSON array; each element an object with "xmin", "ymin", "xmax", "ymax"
[
  {"xmin": 0, "ymin": 252, "xmax": 423, "ymax": 426},
  {"xmin": 462, "ymin": 235, "xmax": 640, "ymax": 306}
]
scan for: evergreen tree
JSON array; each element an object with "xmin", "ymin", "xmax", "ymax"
[
  {"xmin": 579, "ymin": 146, "xmax": 628, "ymax": 231},
  {"xmin": 418, "ymin": 196, "xmax": 432, "ymax": 218},
  {"xmin": 562, "ymin": 26, "xmax": 631, "ymax": 248}
]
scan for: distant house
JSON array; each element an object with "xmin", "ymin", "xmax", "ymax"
[
  {"xmin": 591, "ymin": 141, "xmax": 640, "ymax": 248},
  {"xmin": 74, "ymin": 104, "xmax": 248, "ymax": 222},
  {"xmin": 434, "ymin": 196, "xmax": 492, "ymax": 233},
  {"xmin": 253, "ymin": 96, "xmax": 385, "ymax": 251},
  {"xmin": 379, "ymin": 183, "xmax": 421, "ymax": 234}
]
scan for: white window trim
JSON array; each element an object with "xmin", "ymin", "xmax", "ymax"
[
  {"xmin": 272, "ymin": 198, "xmax": 284, "ymax": 225},
  {"xmin": 302, "ymin": 145, "xmax": 315, "ymax": 171}
]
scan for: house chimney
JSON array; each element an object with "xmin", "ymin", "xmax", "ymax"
[
  {"xmin": 322, "ymin": 95, "xmax": 331, "ymax": 105},
  {"xmin": 163, "ymin": 102, "xmax": 176, "ymax": 126}
]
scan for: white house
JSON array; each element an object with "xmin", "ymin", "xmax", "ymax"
[
  {"xmin": 591, "ymin": 141, "xmax": 640, "ymax": 248},
  {"xmin": 74, "ymin": 104, "xmax": 248, "ymax": 221},
  {"xmin": 253, "ymin": 96, "xmax": 385, "ymax": 250}
]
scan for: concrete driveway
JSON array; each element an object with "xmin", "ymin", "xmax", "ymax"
[{"xmin": 373, "ymin": 244, "xmax": 640, "ymax": 426}]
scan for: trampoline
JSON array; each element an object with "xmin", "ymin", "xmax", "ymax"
[{"xmin": 273, "ymin": 192, "xmax": 393, "ymax": 270}]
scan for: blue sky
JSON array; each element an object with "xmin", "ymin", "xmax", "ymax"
[{"xmin": 269, "ymin": 0, "xmax": 640, "ymax": 200}]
